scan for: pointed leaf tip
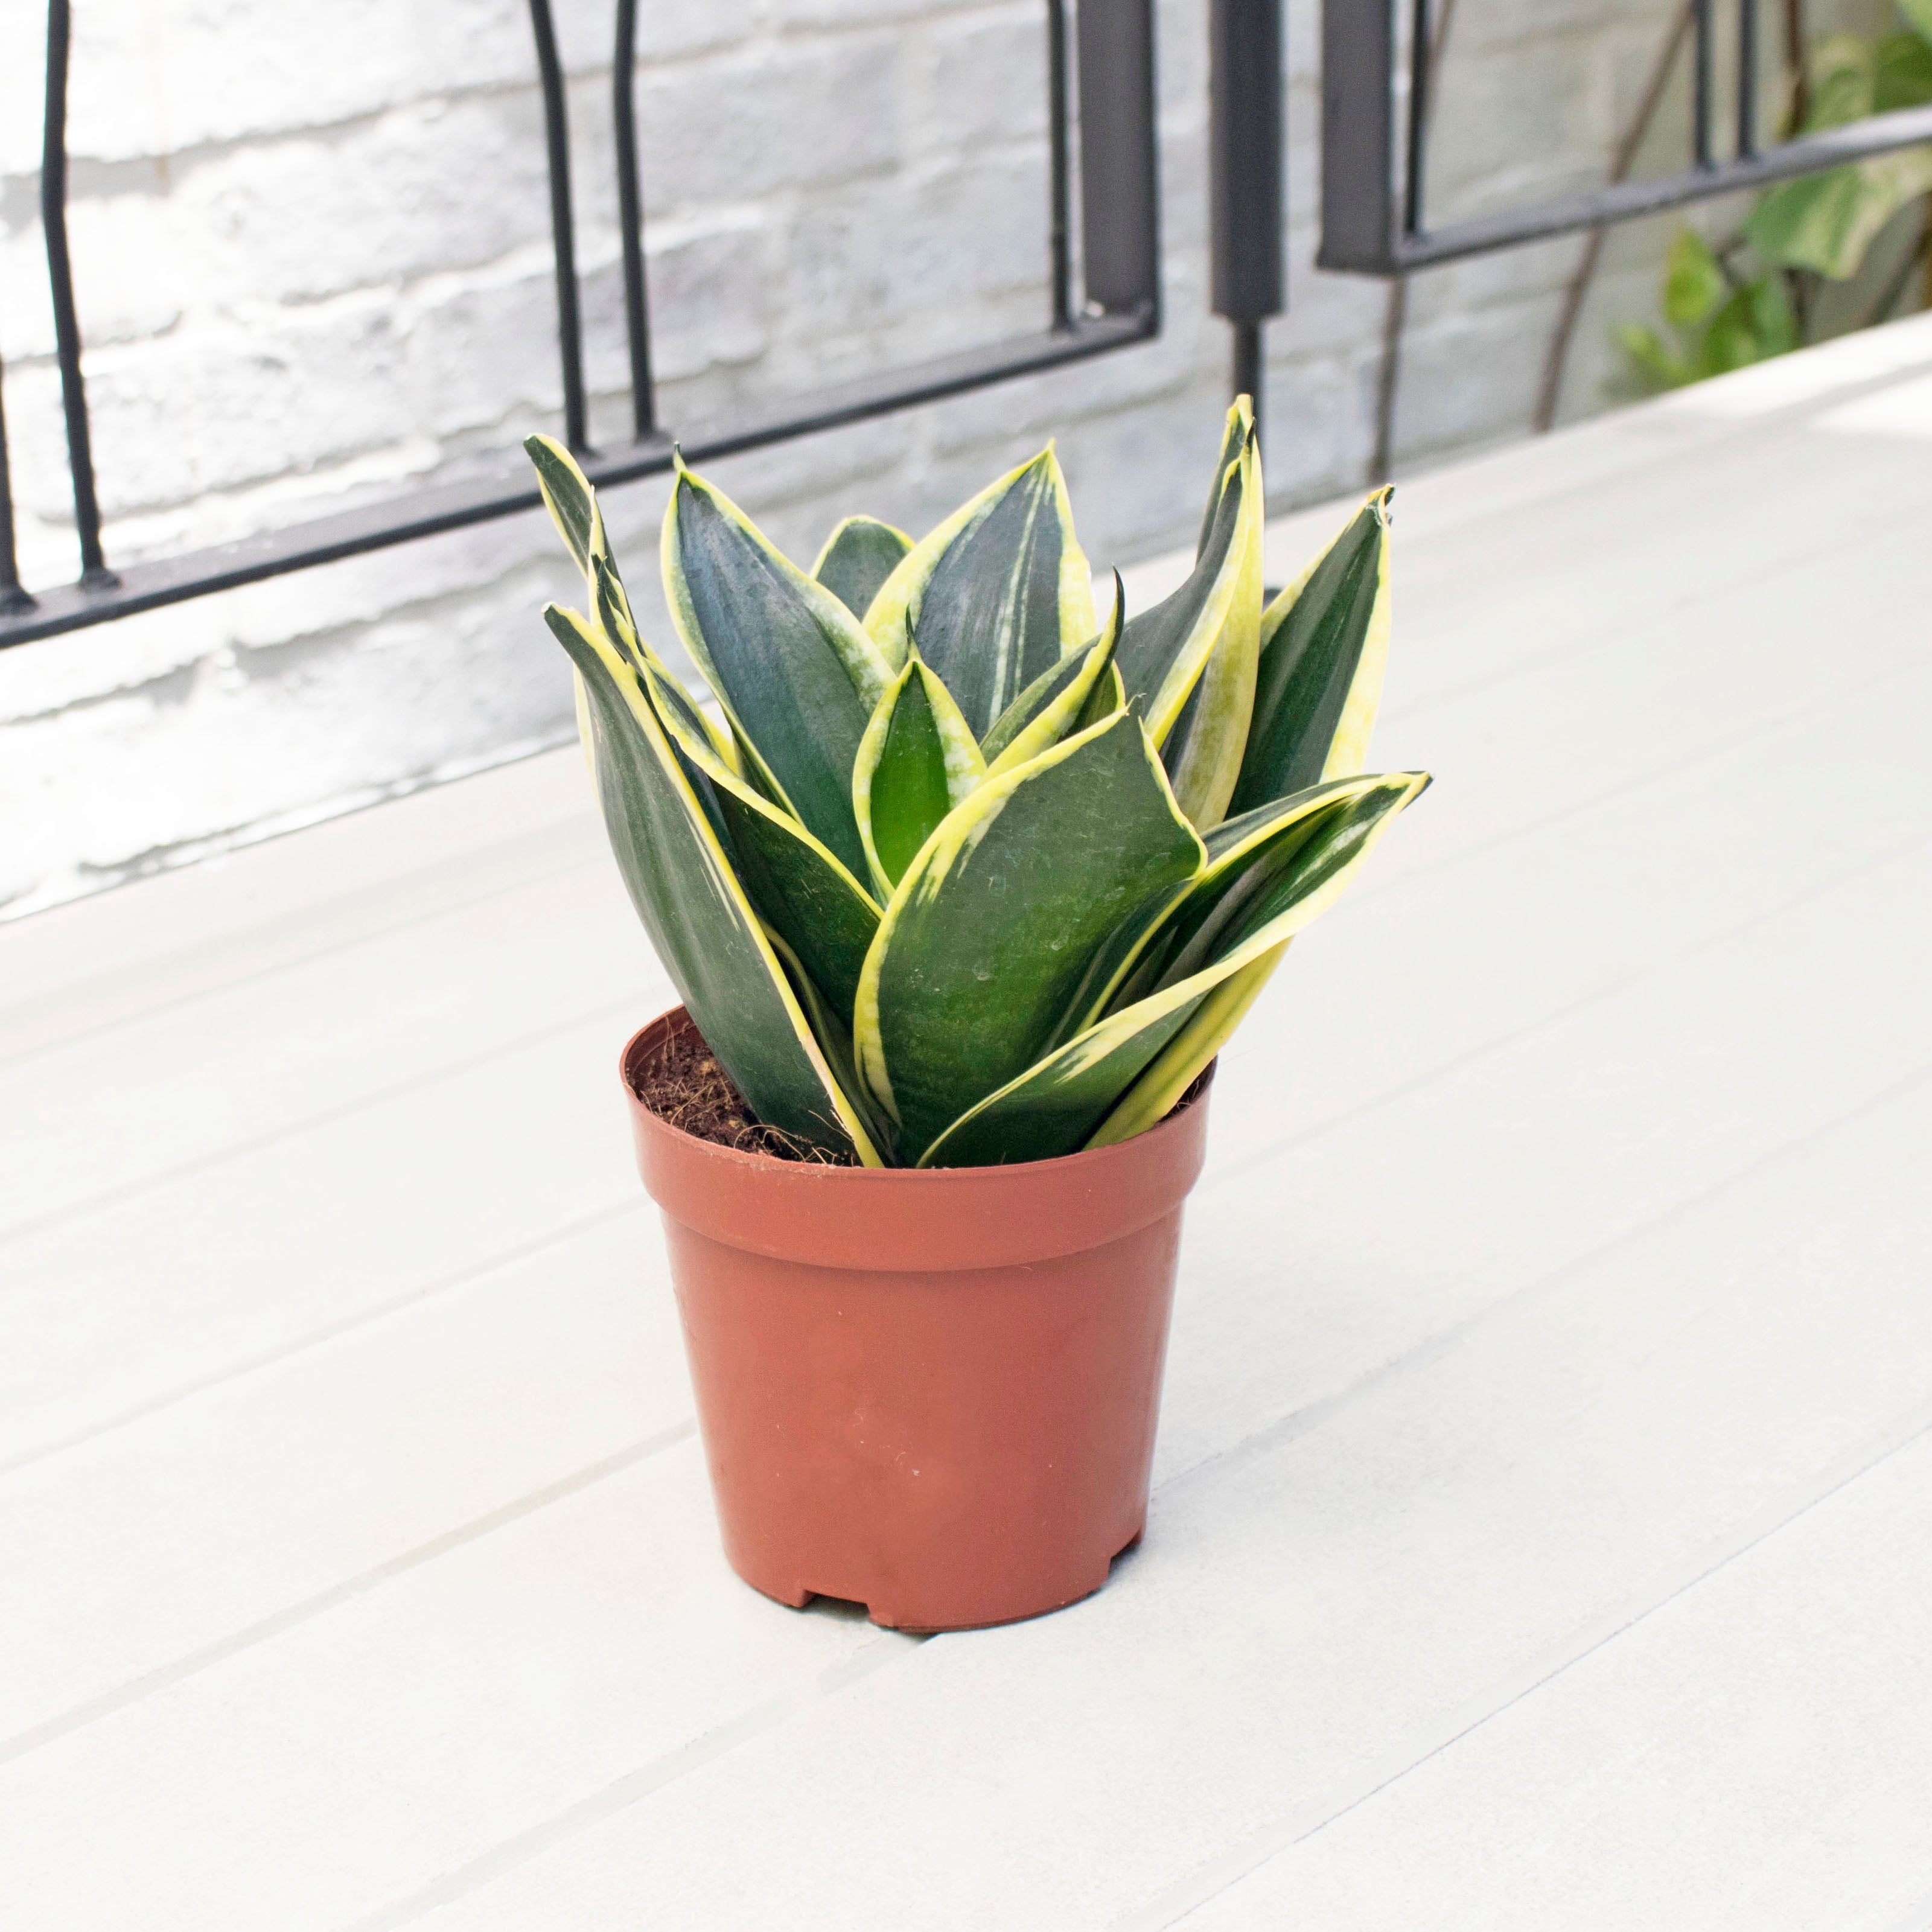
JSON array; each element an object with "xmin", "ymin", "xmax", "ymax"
[
  {"xmin": 661, "ymin": 462, "xmax": 892, "ymax": 879},
  {"xmin": 863, "ymin": 447, "xmax": 1094, "ymax": 737}
]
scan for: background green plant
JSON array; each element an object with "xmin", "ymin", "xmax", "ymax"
[
  {"xmin": 529, "ymin": 409, "xmax": 1431, "ymax": 1169},
  {"xmin": 1621, "ymin": 1, "xmax": 1932, "ymax": 388}
]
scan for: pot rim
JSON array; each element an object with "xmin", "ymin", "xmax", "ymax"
[
  {"xmin": 620, "ymin": 1007, "xmax": 1215, "ymax": 1270},
  {"xmin": 619, "ymin": 1009, "xmax": 1211, "ymax": 1184}
]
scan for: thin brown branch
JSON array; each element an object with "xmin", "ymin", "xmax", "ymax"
[
  {"xmin": 1370, "ymin": 0, "xmax": 1459, "ymax": 483},
  {"xmin": 1783, "ymin": 0, "xmax": 1809, "ymax": 132},
  {"xmin": 1861, "ymin": 206, "xmax": 1932, "ymax": 331},
  {"xmin": 1534, "ymin": 0, "xmax": 1696, "ymax": 433}
]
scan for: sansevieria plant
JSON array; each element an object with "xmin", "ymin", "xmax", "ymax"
[{"xmin": 529, "ymin": 400, "xmax": 1429, "ymax": 1168}]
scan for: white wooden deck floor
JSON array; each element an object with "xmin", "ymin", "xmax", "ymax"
[{"xmin": 6, "ymin": 317, "xmax": 1932, "ymax": 1931}]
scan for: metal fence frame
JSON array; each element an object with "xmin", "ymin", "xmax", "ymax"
[
  {"xmin": 0, "ymin": 0, "xmax": 1161, "ymax": 649},
  {"xmin": 1320, "ymin": 0, "xmax": 1932, "ymax": 275}
]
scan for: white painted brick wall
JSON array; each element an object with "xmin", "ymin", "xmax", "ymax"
[{"xmin": 0, "ymin": 0, "xmax": 1887, "ymax": 915}]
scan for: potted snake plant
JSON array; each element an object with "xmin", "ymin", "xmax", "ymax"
[{"xmin": 528, "ymin": 400, "xmax": 1428, "ymax": 1631}]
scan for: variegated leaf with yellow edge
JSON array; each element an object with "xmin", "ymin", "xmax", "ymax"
[
  {"xmin": 526, "ymin": 433, "xmax": 607, "ymax": 584},
  {"xmin": 812, "ymin": 515, "xmax": 913, "ymax": 619},
  {"xmin": 918, "ymin": 771, "xmax": 1430, "ymax": 1166},
  {"xmin": 854, "ymin": 708, "xmax": 1205, "ymax": 1163},
  {"xmin": 639, "ymin": 655, "xmax": 883, "ymax": 1024},
  {"xmin": 663, "ymin": 459, "xmax": 893, "ymax": 882},
  {"xmin": 864, "ymin": 445, "xmax": 1095, "ymax": 734},
  {"xmin": 1229, "ymin": 487, "xmax": 1393, "ymax": 815},
  {"xmin": 544, "ymin": 601, "xmax": 882, "ymax": 1165},
  {"xmin": 980, "ymin": 571, "xmax": 1123, "ymax": 778},
  {"xmin": 851, "ymin": 649, "xmax": 987, "ymax": 899},
  {"xmin": 1115, "ymin": 402, "xmax": 1260, "ymax": 793},
  {"xmin": 1042, "ymin": 771, "xmax": 1415, "ymax": 1053},
  {"xmin": 1160, "ymin": 406, "xmax": 1265, "ymax": 829}
]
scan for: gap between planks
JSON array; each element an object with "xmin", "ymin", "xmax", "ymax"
[
  {"xmin": 1121, "ymin": 1396, "xmax": 1932, "ymax": 1931},
  {"xmin": 10, "ymin": 805, "xmax": 1928, "ymax": 1499},
  {"xmin": 11, "ymin": 1057, "xmax": 1924, "ymax": 1913},
  {"xmin": 0, "ymin": 995, "xmax": 640, "ymax": 1257},
  {"xmin": 0, "ymin": 1421, "xmax": 697, "ymax": 1768}
]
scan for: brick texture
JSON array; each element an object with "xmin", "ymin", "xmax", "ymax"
[{"xmin": 0, "ymin": 0, "xmax": 1879, "ymax": 914}]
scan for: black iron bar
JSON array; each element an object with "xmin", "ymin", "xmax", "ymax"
[
  {"xmin": 1692, "ymin": 0, "xmax": 1715, "ymax": 167},
  {"xmin": 1404, "ymin": 0, "xmax": 1431, "ymax": 234},
  {"xmin": 0, "ymin": 313, "xmax": 1152, "ymax": 649},
  {"xmin": 1076, "ymin": 0, "xmax": 1161, "ymax": 322},
  {"xmin": 42, "ymin": 0, "xmax": 113, "ymax": 587},
  {"xmin": 1321, "ymin": 98, "xmax": 1932, "ymax": 270},
  {"xmin": 613, "ymin": 0, "xmax": 657, "ymax": 438},
  {"xmin": 526, "ymin": 0, "xmax": 590, "ymax": 452},
  {"xmin": 1047, "ymin": 0, "xmax": 1074, "ymax": 329},
  {"xmin": 1738, "ymin": 0, "xmax": 1759, "ymax": 158},
  {"xmin": 1231, "ymin": 320, "xmax": 1262, "ymax": 424},
  {"xmin": 0, "ymin": 345, "xmax": 33, "ymax": 614},
  {"xmin": 1209, "ymin": 0, "xmax": 1285, "ymax": 441}
]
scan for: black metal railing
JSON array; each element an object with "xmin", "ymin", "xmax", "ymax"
[
  {"xmin": 1320, "ymin": 0, "xmax": 1932, "ymax": 274},
  {"xmin": 0, "ymin": 0, "xmax": 1161, "ymax": 649}
]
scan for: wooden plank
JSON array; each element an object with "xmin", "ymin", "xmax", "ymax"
[
  {"xmin": 1170, "ymin": 1435, "xmax": 1932, "ymax": 1932},
  {"xmin": 0, "ymin": 862, "xmax": 665, "ymax": 1241},
  {"xmin": 0, "ymin": 1442, "xmax": 920, "ymax": 1932},
  {"xmin": 0, "ymin": 809, "xmax": 605, "ymax": 1069},
  {"xmin": 1165, "ymin": 835, "xmax": 1932, "ymax": 1484},
  {"xmin": 7, "ymin": 643, "xmax": 1921, "ymax": 1479},
  {"xmin": 0, "ymin": 1016, "xmax": 642, "ymax": 1468},
  {"xmin": 8, "ymin": 443, "xmax": 1919, "ymax": 1462},
  {"xmin": 0, "ymin": 655, "xmax": 1916, "ymax": 1692},
  {"xmin": 0, "ymin": 659, "xmax": 1917, "ymax": 1781},
  {"xmin": 4, "ymin": 776, "xmax": 1925, "ymax": 1927},
  {"xmin": 375, "ymin": 1074, "xmax": 1932, "ymax": 1931},
  {"xmin": 0, "ymin": 1211, "xmax": 681, "ymax": 1748},
  {"xmin": 5, "ymin": 318, "xmax": 1930, "ymax": 1929},
  {"xmin": 0, "ymin": 748, "xmax": 593, "ymax": 1049}
]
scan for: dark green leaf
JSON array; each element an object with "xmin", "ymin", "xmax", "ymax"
[
  {"xmin": 1228, "ymin": 493, "xmax": 1390, "ymax": 816},
  {"xmin": 853, "ymin": 656, "xmax": 986, "ymax": 896},
  {"xmin": 1044, "ymin": 773, "xmax": 1409, "ymax": 1051},
  {"xmin": 920, "ymin": 771, "xmax": 1430, "ymax": 1166},
  {"xmin": 979, "ymin": 573, "xmax": 1123, "ymax": 773},
  {"xmin": 866, "ymin": 449, "xmax": 1094, "ymax": 737},
  {"xmin": 1155, "ymin": 775, "xmax": 1430, "ymax": 992},
  {"xmin": 1162, "ymin": 431, "xmax": 1263, "ymax": 829},
  {"xmin": 855, "ymin": 710, "xmax": 1204, "ymax": 1162},
  {"xmin": 1076, "ymin": 658, "xmax": 1125, "ymax": 731},
  {"xmin": 1115, "ymin": 439, "xmax": 1252, "ymax": 746},
  {"xmin": 543, "ymin": 604, "xmax": 879, "ymax": 1161},
  {"xmin": 812, "ymin": 515, "xmax": 914, "ymax": 619},
  {"xmin": 663, "ymin": 465, "xmax": 891, "ymax": 881},
  {"xmin": 526, "ymin": 435, "xmax": 603, "ymax": 579},
  {"xmin": 1196, "ymin": 396, "xmax": 1253, "ymax": 555},
  {"xmin": 640, "ymin": 659, "xmax": 882, "ymax": 1025}
]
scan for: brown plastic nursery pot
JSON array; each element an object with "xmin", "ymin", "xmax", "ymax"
[{"xmin": 622, "ymin": 1007, "xmax": 1213, "ymax": 1633}]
